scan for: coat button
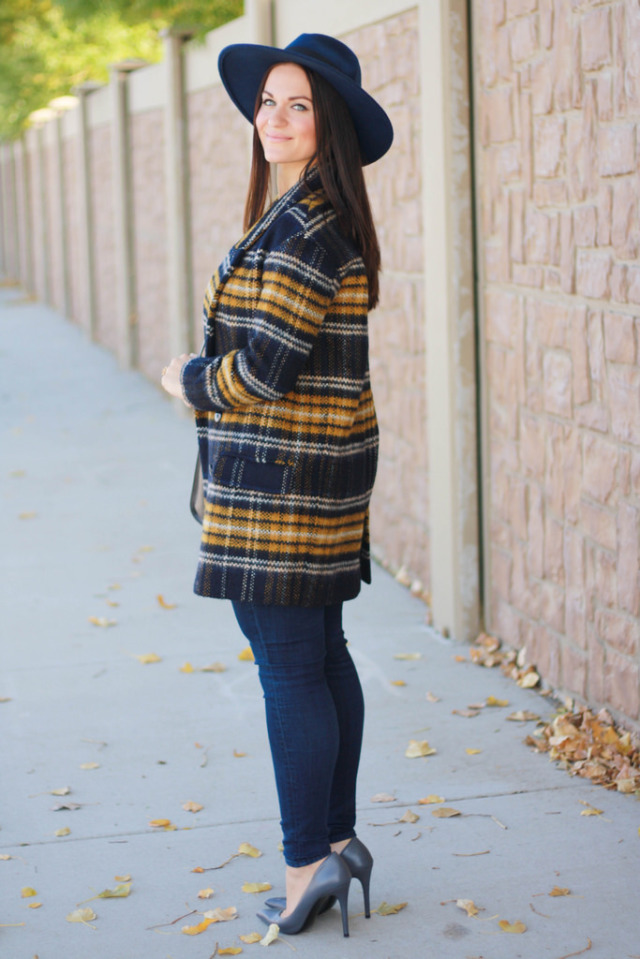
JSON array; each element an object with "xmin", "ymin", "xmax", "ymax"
[{"xmin": 213, "ymin": 412, "xmax": 222, "ymax": 422}]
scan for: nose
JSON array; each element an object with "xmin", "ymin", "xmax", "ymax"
[{"xmin": 267, "ymin": 103, "xmax": 287, "ymax": 127}]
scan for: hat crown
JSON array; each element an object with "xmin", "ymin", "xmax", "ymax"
[{"xmin": 284, "ymin": 34, "xmax": 362, "ymax": 87}]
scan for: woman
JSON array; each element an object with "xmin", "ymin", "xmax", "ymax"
[{"xmin": 161, "ymin": 33, "xmax": 392, "ymax": 937}]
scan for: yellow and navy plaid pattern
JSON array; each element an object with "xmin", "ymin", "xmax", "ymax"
[{"xmin": 181, "ymin": 173, "xmax": 379, "ymax": 607}]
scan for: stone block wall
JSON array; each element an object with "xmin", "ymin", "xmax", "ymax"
[
  {"xmin": 474, "ymin": 0, "xmax": 640, "ymax": 722},
  {"xmin": 90, "ymin": 124, "xmax": 117, "ymax": 354}
]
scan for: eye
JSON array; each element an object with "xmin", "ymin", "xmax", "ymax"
[
  {"xmin": 261, "ymin": 97, "xmax": 275, "ymax": 107},
  {"xmin": 292, "ymin": 102, "xmax": 309, "ymax": 111}
]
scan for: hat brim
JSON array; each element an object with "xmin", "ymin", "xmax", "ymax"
[{"xmin": 218, "ymin": 42, "xmax": 393, "ymax": 165}]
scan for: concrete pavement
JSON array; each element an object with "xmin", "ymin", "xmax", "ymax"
[{"xmin": 1, "ymin": 285, "xmax": 639, "ymax": 959}]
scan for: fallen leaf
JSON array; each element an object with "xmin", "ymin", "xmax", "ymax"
[
  {"xmin": 0, "ymin": 696, "xmax": 12, "ymax": 703},
  {"xmin": 238, "ymin": 646, "xmax": 254, "ymax": 662},
  {"xmin": 418, "ymin": 794, "xmax": 444, "ymax": 805},
  {"xmin": 55, "ymin": 827, "xmax": 71, "ymax": 837},
  {"xmin": 198, "ymin": 888, "xmax": 214, "ymax": 899},
  {"xmin": 549, "ymin": 886, "xmax": 570, "ymax": 897},
  {"xmin": 466, "ymin": 748, "xmax": 482, "ymax": 755},
  {"xmin": 108, "ymin": 583, "xmax": 121, "ymax": 591},
  {"xmin": 201, "ymin": 662, "xmax": 227, "ymax": 672},
  {"xmin": 193, "ymin": 867, "xmax": 205, "ymax": 873},
  {"xmin": 80, "ymin": 762, "xmax": 100, "ymax": 770},
  {"xmin": 88, "ymin": 617, "xmax": 117, "ymax": 628},
  {"xmin": 233, "ymin": 749, "xmax": 247, "ymax": 758},
  {"xmin": 96, "ymin": 883, "xmax": 131, "ymax": 899},
  {"xmin": 9, "ymin": 469, "xmax": 26, "ymax": 477},
  {"xmin": 240, "ymin": 932, "xmax": 263, "ymax": 943},
  {"xmin": 238, "ymin": 843, "xmax": 261, "ymax": 858},
  {"xmin": 405, "ymin": 739, "xmax": 436, "ymax": 758},
  {"xmin": 28, "ymin": 902, "xmax": 42, "ymax": 909},
  {"xmin": 517, "ymin": 671, "xmax": 540, "ymax": 689},
  {"xmin": 393, "ymin": 652, "xmax": 422, "ymax": 661},
  {"xmin": 137, "ymin": 545, "xmax": 155, "ymax": 553},
  {"xmin": 499, "ymin": 919, "xmax": 527, "ymax": 933},
  {"xmin": 453, "ymin": 708, "xmax": 481, "ymax": 718},
  {"xmin": 66, "ymin": 907, "xmax": 97, "ymax": 928},
  {"xmin": 203, "ymin": 907, "xmax": 238, "ymax": 922},
  {"xmin": 180, "ymin": 662, "xmax": 195, "ymax": 673},
  {"xmin": 219, "ymin": 949, "xmax": 243, "ymax": 956},
  {"xmin": 426, "ymin": 691, "xmax": 440, "ymax": 702},
  {"xmin": 19, "ymin": 511, "xmax": 37, "ymax": 520},
  {"xmin": 579, "ymin": 803, "xmax": 603, "ymax": 816},
  {"xmin": 51, "ymin": 802, "xmax": 83, "ymax": 811},
  {"xmin": 21, "ymin": 887, "xmax": 38, "ymax": 898},
  {"xmin": 454, "ymin": 654, "xmax": 466, "ymax": 662},
  {"xmin": 398, "ymin": 809, "xmax": 419, "ymax": 824},
  {"xmin": 456, "ymin": 898, "xmax": 479, "ymax": 917},
  {"xmin": 431, "ymin": 807, "xmax": 461, "ymax": 818},
  {"xmin": 390, "ymin": 680, "xmax": 407, "ymax": 687},
  {"xmin": 371, "ymin": 792, "xmax": 395, "ymax": 803},
  {"xmin": 260, "ymin": 923, "xmax": 280, "ymax": 945},
  {"xmin": 149, "ymin": 819, "xmax": 177, "ymax": 830},
  {"xmin": 51, "ymin": 787, "xmax": 71, "ymax": 796},
  {"xmin": 376, "ymin": 900, "xmax": 408, "ymax": 915},
  {"xmin": 106, "ymin": 600, "xmax": 119, "ymax": 607},
  {"xmin": 183, "ymin": 801, "xmax": 204, "ymax": 813},
  {"xmin": 135, "ymin": 653, "xmax": 162, "ymax": 664},
  {"xmin": 507, "ymin": 710, "xmax": 541, "ymax": 722},
  {"xmin": 157, "ymin": 594, "xmax": 177, "ymax": 609},
  {"xmin": 182, "ymin": 917, "xmax": 214, "ymax": 935},
  {"xmin": 0, "ymin": 854, "xmax": 12, "ymax": 860},
  {"xmin": 486, "ymin": 696, "xmax": 509, "ymax": 707},
  {"xmin": 114, "ymin": 875, "xmax": 131, "ymax": 882},
  {"xmin": 242, "ymin": 882, "xmax": 272, "ymax": 894}
]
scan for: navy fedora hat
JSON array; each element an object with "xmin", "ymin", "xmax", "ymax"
[{"xmin": 218, "ymin": 33, "xmax": 393, "ymax": 165}]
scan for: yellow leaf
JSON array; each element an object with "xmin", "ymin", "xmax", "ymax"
[
  {"xmin": 202, "ymin": 906, "xmax": 238, "ymax": 922},
  {"xmin": 259, "ymin": 923, "xmax": 280, "ymax": 945},
  {"xmin": 418, "ymin": 795, "xmax": 444, "ymax": 805},
  {"xmin": 431, "ymin": 806, "xmax": 462, "ymax": 818},
  {"xmin": 21, "ymin": 887, "xmax": 37, "ymax": 898},
  {"xmin": 66, "ymin": 907, "xmax": 97, "ymax": 927},
  {"xmin": 376, "ymin": 901, "xmax": 408, "ymax": 915},
  {"xmin": 240, "ymin": 932, "xmax": 263, "ymax": 943},
  {"xmin": 393, "ymin": 652, "xmax": 422, "ymax": 661},
  {"xmin": 106, "ymin": 600, "xmax": 119, "ymax": 607},
  {"xmin": 398, "ymin": 809, "xmax": 419, "ymax": 824},
  {"xmin": 405, "ymin": 739, "xmax": 436, "ymax": 758},
  {"xmin": 238, "ymin": 843, "xmax": 262, "ymax": 858},
  {"xmin": 88, "ymin": 616, "xmax": 116, "ymax": 627},
  {"xmin": 97, "ymin": 883, "xmax": 131, "ymax": 899},
  {"xmin": 219, "ymin": 949, "xmax": 243, "ymax": 956},
  {"xmin": 51, "ymin": 787, "xmax": 71, "ymax": 796},
  {"xmin": 517, "ymin": 671, "xmax": 540, "ymax": 689},
  {"xmin": 371, "ymin": 792, "xmax": 395, "ymax": 802},
  {"xmin": 80, "ymin": 762, "xmax": 100, "ymax": 770},
  {"xmin": 157, "ymin": 594, "xmax": 177, "ymax": 609},
  {"xmin": 180, "ymin": 662, "xmax": 195, "ymax": 673},
  {"xmin": 507, "ymin": 710, "xmax": 541, "ymax": 722},
  {"xmin": 485, "ymin": 696, "xmax": 509, "ymax": 707},
  {"xmin": 426, "ymin": 691, "xmax": 440, "ymax": 702},
  {"xmin": 135, "ymin": 652, "xmax": 162, "ymax": 664},
  {"xmin": 390, "ymin": 680, "xmax": 407, "ymax": 686},
  {"xmin": 0, "ymin": 696, "xmax": 12, "ymax": 703},
  {"xmin": 107, "ymin": 583, "xmax": 121, "ymax": 590},
  {"xmin": 242, "ymin": 882, "xmax": 272, "ymax": 894},
  {"xmin": 137, "ymin": 545, "xmax": 155, "ymax": 552},
  {"xmin": 183, "ymin": 800, "xmax": 204, "ymax": 813},
  {"xmin": 198, "ymin": 888, "xmax": 215, "ymax": 899},
  {"xmin": 0, "ymin": 854, "xmax": 12, "ymax": 860},
  {"xmin": 19, "ymin": 511, "xmax": 37, "ymax": 520},
  {"xmin": 192, "ymin": 866, "xmax": 205, "ymax": 873},
  {"xmin": 454, "ymin": 654, "xmax": 466, "ymax": 662},
  {"xmin": 238, "ymin": 646, "xmax": 255, "ymax": 661},
  {"xmin": 55, "ymin": 827, "xmax": 71, "ymax": 837},
  {"xmin": 182, "ymin": 917, "xmax": 214, "ymax": 935},
  {"xmin": 201, "ymin": 662, "xmax": 227, "ymax": 672},
  {"xmin": 149, "ymin": 819, "xmax": 176, "ymax": 830},
  {"xmin": 28, "ymin": 902, "xmax": 42, "ymax": 909},
  {"xmin": 499, "ymin": 919, "xmax": 527, "ymax": 933},
  {"xmin": 580, "ymin": 807, "xmax": 603, "ymax": 816},
  {"xmin": 114, "ymin": 874, "xmax": 131, "ymax": 882},
  {"xmin": 456, "ymin": 898, "xmax": 479, "ymax": 917},
  {"xmin": 466, "ymin": 748, "xmax": 482, "ymax": 755},
  {"xmin": 233, "ymin": 749, "xmax": 247, "ymax": 758},
  {"xmin": 549, "ymin": 886, "xmax": 570, "ymax": 897}
]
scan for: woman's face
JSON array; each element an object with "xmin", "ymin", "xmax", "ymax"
[{"xmin": 256, "ymin": 63, "xmax": 317, "ymax": 189}]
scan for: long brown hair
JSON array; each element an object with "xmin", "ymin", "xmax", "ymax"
[{"xmin": 243, "ymin": 65, "xmax": 381, "ymax": 309}]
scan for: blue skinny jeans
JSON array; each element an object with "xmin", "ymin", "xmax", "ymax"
[{"xmin": 231, "ymin": 601, "xmax": 364, "ymax": 868}]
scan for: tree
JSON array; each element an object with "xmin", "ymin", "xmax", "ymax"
[{"xmin": 0, "ymin": 0, "xmax": 242, "ymax": 139}]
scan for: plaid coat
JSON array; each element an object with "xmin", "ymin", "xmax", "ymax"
[{"xmin": 181, "ymin": 172, "xmax": 379, "ymax": 606}]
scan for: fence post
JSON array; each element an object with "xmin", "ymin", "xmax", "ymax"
[
  {"xmin": 162, "ymin": 29, "xmax": 195, "ymax": 359},
  {"xmin": 16, "ymin": 136, "xmax": 33, "ymax": 291},
  {"xmin": 53, "ymin": 113, "xmax": 71, "ymax": 318},
  {"xmin": 75, "ymin": 83, "xmax": 101, "ymax": 340},
  {"xmin": 35, "ymin": 125, "xmax": 51, "ymax": 303}
]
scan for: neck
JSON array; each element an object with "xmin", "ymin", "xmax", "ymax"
[{"xmin": 276, "ymin": 161, "xmax": 308, "ymax": 196}]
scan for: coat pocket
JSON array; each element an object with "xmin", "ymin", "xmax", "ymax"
[{"xmin": 211, "ymin": 453, "xmax": 293, "ymax": 495}]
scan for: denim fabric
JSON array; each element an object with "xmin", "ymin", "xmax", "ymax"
[{"xmin": 231, "ymin": 601, "xmax": 364, "ymax": 867}]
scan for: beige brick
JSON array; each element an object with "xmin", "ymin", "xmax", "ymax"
[
  {"xmin": 531, "ymin": 58, "xmax": 553, "ymax": 114},
  {"xmin": 587, "ymin": 629, "xmax": 606, "ymax": 702},
  {"xmin": 573, "ymin": 205, "xmax": 597, "ymax": 247},
  {"xmin": 576, "ymin": 250, "xmax": 611, "ymax": 299},
  {"xmin": 598, "ymin": 124, "xmax": 637, "ymax": 176},
  {"xmin": 582, "ymin": 433, "xmax": 619, "ymax": 504},
  {"xmin": 520, "ymin": 412, "xmax": 546, "ymax": 477},
  {"xmin": 525, "ymin": 207, "xmax": 551, "ymax": 263},
  {"xmin": 596, "ymin": 610, "xmax": 640, "ymax": 658},
  {"xmin": 560, "ymin": 211, "xmax": 575, "ymax": 294},
  {"xmin": 545, "ymin": 420, "xmax": 565, "ymax": 515},
  {"xmin": 628, "ymin": 266, "xmax": 640, "ymax": 305},
  {"xmin": 590, "ymin": 544, "xmax": 618, "ymax": 610},
  {"xmin": 609, "ymin": 364, "xmax": 640, "ymax": 445},
  {"xmin": 566, "ymin": 591, "xmax": 587, "ymax": 650},
  {"xmin": 534, "ymin": 624, "xmax": 561, "ymax": 687},
  {"xmin": 564, "ymin": 426, "xmax": 582, "ymax": 523},
  {"xmin": 510, "ymin": 15, "xmax": 539, "ymax": 62},
  {"xmin": 506, "ymin": 0, "xmax": 537, "ymax": 15},
  {"xmin": 512, "ymin": 546, "xmax": 541, "ymax": 618},
  {"xmin": 580, "ymin": 7, "xmax": 611, "ymax": 71},
  {"xmin": 618, "ymin": 510, "xmax": 640, "ymax": 614},
  {"xmin": 610, "ymin": 263, "xmax": 628, "ymax": 303},
  {"xmin": 570, "ymin": 306, "xmax": 591, "ymax": 404},
  {"xmin": 481, "ymin": 87, "xmax": 515, "ymax": 144},
  {"xmin": 603, "ymin": 312, "xmax": 636, "ymax": 363},
  {"xmin": 611, "ymin": 178, "xmax": 640, "ymax": 259},
  {"xmin": 604, "ymin": 650, "xmax": 640, "ymax": 719},
  {"xmin": 509, "ymin": 189, "xmax": 524, "ymax": 262},
  {"xmin": 564, "ymin": 526, "xmax": 585, "ymax": 590},
  {"xmin": 534, "ymin": 115, "xmax": 565, "ymax": 177},
  {"xmin": 561, "ymin": 643, "xmax": 588, "ymax": 699},
  {"xmin": 533, "ymin": 179, "xmax": 568, "ymax": 208},
  {"xmin": 596, "ymin": 73, "xmax": 613, "ymax": 122},
  {"xmin": 544, "ymin": 514, "xmax": 565, "ymax": 585},
  {"xmin": 623, "ymin": 0, "xmax": 640, "ymax": 113},
  {"xmin": 485, "ymin": 288, "xmax": 522, "ymax": 346},
  {"xmin": 575, "ymin": 402, "xmax": 609, "ymax": 432},
  {"xmin": 543, "ymin": 349, "xmax": 572, "ymax": 417},
  {"xmin": 535, "ymin": 298, "xmax": 569, "ymax": 348},
  {"xmin": 580, "ymin": 499, "xmax": 617, "ymax": 551},
  {"xmin": 512, "ymin": 263, "xmax": 544, "ymax": 287},
  {"xmin": 567, "ymin": 84, "xmax": 597, "ymax": 203},
  {"xmin": 541, "ymin": 581, "xmax": 565, "ymax": 632},
  {"xmin": 527, "ymin": 480, "xmax": 544, "ymax": 578},
  {"xmin": 508, "ymin": 475, "xmax": 528, "ymax": 541},
  {"xmin": 596, "ymin": 183, "xmax": 612, "ymax": 247}
]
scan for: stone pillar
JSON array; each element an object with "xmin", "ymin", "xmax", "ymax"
[
  {"xmin": 35, "ymin": 125, "xmax": 50, "ymax": 303},
  {"xmin": 420, "ymin": 0, "xmax": 480, "ymax": 641},
  {"xmin": 54, "ymin": 114, "xmax": 71, "ymax": 318},
  {"xmin": 0, "ymin": 145, "xmax": 10, "ymax": 279},
  {"xmin": 15, "ymin": 137, "xmax": 34, "ymax": 290},
  {"xmin": 75, "ymin": 83, "xmax": 101, "ymax": 340},
  {"xmin": 110, "ymin": 60, "xmax": 145, "ymax": 368},
  {"xmin": 162, "ymin": 29, "xmax": 195, "ymax": 359}
]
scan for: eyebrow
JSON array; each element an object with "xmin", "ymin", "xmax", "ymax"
[{"xmin": 262, "ymin": 89, "xmax": 313, "ymax": 101}]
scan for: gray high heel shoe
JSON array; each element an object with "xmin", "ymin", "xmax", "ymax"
[
  {"xmin": 256, "ymin": 852, "xmax": 351, "ymax": 936},
  {"xmin": 265, "ymin": 837, "xmax": 373, "ymax": 919}
]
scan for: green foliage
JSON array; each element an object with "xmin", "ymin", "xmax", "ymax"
[{"xmin": 0, "ymin": 0, "xmax": 243, "ymax": 139}]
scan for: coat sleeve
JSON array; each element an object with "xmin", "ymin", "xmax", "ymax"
[{"xmin": 180, "ymin": 234, "xmax": 340, "ymax": 413}]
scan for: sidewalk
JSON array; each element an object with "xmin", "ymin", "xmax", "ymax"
[{"xmin": 1, "ymin": 285, "xmax": 638, "ymax": 959}]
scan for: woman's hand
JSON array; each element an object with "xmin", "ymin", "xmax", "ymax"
[{"xmin": 161, "ymin": 353, "xmax": 198, "ymax": 405}]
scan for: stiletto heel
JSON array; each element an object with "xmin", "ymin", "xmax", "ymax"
[
  {"xmin": 256, "ymin": 852, "xmax": 351, "ymax": 936},
  {"xmin": 264, "ymin": 836, "xmax": 373, "ymax": 919}
]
